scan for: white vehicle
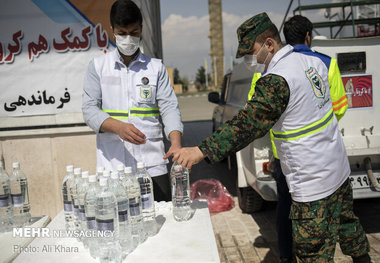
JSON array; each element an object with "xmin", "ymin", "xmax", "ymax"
[{"xmin": 208, "ymin": 36, "xmax": 380, "ymax": 213}]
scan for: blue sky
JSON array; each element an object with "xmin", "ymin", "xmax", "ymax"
[{"xmin": 159, "ymin": 0, "xmax": 332, "ymax": 79}]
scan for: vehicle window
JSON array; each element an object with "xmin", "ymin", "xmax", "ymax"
[
  {"xmin": 337, "ymin": 52, "xmax": 366, "ymax": 74},
  {"xmin": 226, "ymin": 79, "xmax": 251, "ymax": 107}
]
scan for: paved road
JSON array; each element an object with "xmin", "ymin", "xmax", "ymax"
[{"xmin": 165, "ymin": 114, "xmax": 380, "ymax": 262}]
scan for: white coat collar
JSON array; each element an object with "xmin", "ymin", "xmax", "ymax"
[{"xmin": 266, "ymin": 44, "xmax": 293, "ymax": 72}]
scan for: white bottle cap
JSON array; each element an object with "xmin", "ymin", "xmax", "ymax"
[
  {"xmin": 137, "ymin": 162, "xmax": 144, "ymax": 169},
  {"xmin": 99, "ymin": 177, "xmax": 108, "ymax": 186},
  {"xmin": 82, "ymin": 171, "xmax": 89, "ymax": 179},
  {"xmin": 124, "ymin": 166, "xmax": 132, "ymax": 174},
  {"xmin": 111, "ymin": 171, "xmax": 119, "ymax": 180},
  {"xmin": 117, "ymin": 164, "xmax": 124, "ymax": 171},
  {"xmin": 66, "ymin": 165, "xmax": 74, "ymax": 172},
  {"xmin": 88, "ymin": 175, "xmax": 97, "ymax": 183},
  {"xmin": 12, "ymin": 162, "xmax": 20, "ymax": 169},
  {"xmin": 103, "ymin": 170, "xmax": 110, "ymax": 178},
  {"xmin": 74, "ymin": 167, "xmax": 82, "ymax": 175}
]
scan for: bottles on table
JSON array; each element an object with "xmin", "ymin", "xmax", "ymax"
[
  {"xmin": 70, "ymin": 167, "xmax": 82, "ymax": 230},
  {"xmin": 170, "ymin": 162, "xmax": 192, "ymax": 221},
  {"xmin": 9, "ymin": 162, "xmax": 31, "ymax": 227},
  {"xmin": 84, "ymin": 174, "xmax": 99, "ymax": 257},
  {"xmin": 77, "ymin": 170, "xmax": 89, "ymax": 242},
  {"xmin": 136, "ymin": 162, "xmax": 156, "ymax": 237},
  {"xmin": 0, "ymin": 162, "xmax": 12, "ymax": 232},
  {"xmin": 62, "ymin": 165, "xmax": 75, "ymax": 231},
  {"xmin": 122, "ymin": 166, "xmax": 144, "ymax": 248},
  {"xmin": 95, "ymin": 177, "xmax": 121, "ymax": 263}
]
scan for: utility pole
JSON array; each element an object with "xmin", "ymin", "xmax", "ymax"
[{"xmin": 208, "ymin": 0, "xmax": 224, "ymax": 91}]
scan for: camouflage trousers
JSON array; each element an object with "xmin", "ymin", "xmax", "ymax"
[{"xmin": 290, "ymin": 179, "xmax": 370, "ymax": 263}]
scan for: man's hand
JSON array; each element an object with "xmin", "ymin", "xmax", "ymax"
[
  {"xmin": 172, "ymin": 146, "xmax": 205, "ymax": 169},
  {"xmin": 163, "ymin": 130, "xmax": 182, "ymax": 160},
  {"xmin": 100, "ymin": 118, "xmax": 146, "ymax": 145},
  {"xmin": 117, "ymin": 122, "xmax": 146, "ymax": 144}
]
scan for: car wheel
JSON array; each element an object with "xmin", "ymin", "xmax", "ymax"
[{"xmin": 236, "ymin": 179, "xmax": 264, "ymax": 213}]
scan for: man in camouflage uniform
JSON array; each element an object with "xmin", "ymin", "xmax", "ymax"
[{"xmin": 168, "ymin": 13, "xmax": 371, "ymax": 263}]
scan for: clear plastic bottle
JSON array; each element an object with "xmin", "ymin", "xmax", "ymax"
[
  {"xmin": 109, "ymin": 171, "xmax": 132, "ymax": 256},
  {"xmin": 103, "ymin": 170, "xmax": 111, "ymax": 186},
  {"xmin": 117, "ymin": 164, "xmax": 125, "ymax": 181},
  {"xmin": 77, "ymin": 171, "xmax": 89, "ymax": 239},
  {"xmin": 96, "ymin": 166, "xmax": 105, "ymax": 183},
  {"xmin": 0, "ymin": 162, "xmax": 12, "ymax": 232},
  {"xmin": 9, "ymin": 162, "xmax": 31, "ymax": 227},
  {"xmin": 170, "ymin": 162, "xmax": 192, "ymax": 221},
  {"xmin": 70, "ymin": 167, "xmax": 82, "ymax": 230},
  {"xmin": 84, "ymin": 175, "xmax": 99, "ymax": 258},
  {"xmin": 122, "ymin": 166, "xmax": 144, "ymax": 247},
  {"xmin": 136, "ymin": 162, "xmax": 156, "ymax": 237},
  {"xmin": 62, "ymin": 164, "xmax": 75, "ymax": 231},
  {"xmin": 95, "ymin": 177, "xmax": 121, "ymax": 263}
]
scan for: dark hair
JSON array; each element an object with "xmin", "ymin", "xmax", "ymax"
[
  {"xmin": 256, "ymin": 24, "xmax": 282, "ymax": 45},
  {"xmin": 110, "ymin": 0, "xmax": 143, "ymax": 28},
  {"xmin": 283, "ymin": 15, "xmax": 313, "ymax": 45}
]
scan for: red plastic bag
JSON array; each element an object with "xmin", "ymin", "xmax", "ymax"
[{"xmin": 190, "ymin": 179, "xmax": 235, "ymax": 213}]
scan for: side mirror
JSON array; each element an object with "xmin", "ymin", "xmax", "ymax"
[{"xmin": 208, "ymin": 92, "xmax": 220, "ymax": 104}]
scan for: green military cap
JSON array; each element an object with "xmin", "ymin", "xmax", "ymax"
[{"xmin": 236, "ymin": 12, "xmax": 274, "ymax": 58}]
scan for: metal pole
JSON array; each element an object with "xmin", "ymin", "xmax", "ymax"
[{"xmin": 350, "ymin": 0, "xmax": 356, "ymax": 37}]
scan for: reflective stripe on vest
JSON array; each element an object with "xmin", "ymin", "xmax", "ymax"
[
  {"xmin": 130, "ymin": 107, "xmax": 159, "ymax": 117},
  {"xmin": 102, "ymin": 109, "xmax": 129, "ymax": 119},
  {"xmin": 272, "ymin": 108, "xmax": 334, "ymax": 141}
]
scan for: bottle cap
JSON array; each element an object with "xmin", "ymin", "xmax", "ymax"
[
  {"xmin": 88, "ymin": 175, "xmax": 97, "ymax": 183},
  {"xmin": 12, "ymin": 162, "xmax": 20, "ymax": 169},
  {"xmin": 103, "ymin": 170, "xmax": 110, "ymax": 178},
  {"xmin": 111, "ymin": 171, "xmax": 119, "ymax": 180},
  {"xmin": 66, "ymin": 165, "xmax": 74, "ymax": 172},
  {"xmin": 124, "ymin": 166, "xmax": 132, "ymax": 174},
  {"xmin": 82, "ymin": 171, "xmax": 89, "ymax": 178},
  {"xmin": 99, "ymin": 177, "xmax": 108, "ymax": 186},
  {"xmin": 137, "ymin": 162, "xmax": 144, "ymax": 169},
  {"xmin": 97, "ymin": 166, "xmax": 105, "ymax": 173},
  {"xmin": 117, "ymin": 164, "xmax": 124, "ymax": 171},
  {"xmin": 74, "ymin": 167, "xmax": 82, "ymax": 175}
]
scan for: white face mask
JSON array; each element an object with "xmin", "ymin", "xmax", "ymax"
[
  {"xmin": 243, "ymin": 44, "xmax": 269, "ymax": 73},
  {"xmin": 115, "ymin": 34, "xmax": 140, "ymax": 56}
]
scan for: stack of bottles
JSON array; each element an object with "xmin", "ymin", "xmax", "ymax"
[
  {"xmin": 61, "ymin": 162, "xmax": 155, "ymax": 262},
  {"xmin": 0, "ymin": 161, "xmax": 31, "ymax": 232}
]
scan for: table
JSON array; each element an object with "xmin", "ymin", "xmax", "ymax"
[
  {"xmin": 0, "ymin": 216, "xmax": 51, "ymax": 263},
  {"xmin": 13, "ymin": 200, "xmax": 220, "ymax": 263}
]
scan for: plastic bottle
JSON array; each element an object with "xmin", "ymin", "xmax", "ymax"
[
  {"xmin": 96, "ymin": 166, "xmax": 104, "ymax": 183},
  {"xmin": 122, "ymin": 166, "xmax": 144, "ymax": 247},
  {"xmin": 95, "ymin": 177, "xmax": 121, "ymax": 263},
  {"xmin": 117, "ymin": 164, "xmax": 125, "ymax": 181},
  {"xmin": 103, "ymin": 170, "xmax": 111, "ymax": 186},
  {"xmin": 109, "ymin": 171, "xmax": 132, "ymax": 256},
  {"xmin": 70, "ymin": 167, "xmax": 82, "ymax": 230},
  {"xmin": 62, "ymin": 164, "xmax": 75, "ymax": 231},
  {"xmin": 9, "ymin": 162, "xmax": 31, "ymax": 227},
  {"xmin": 77, "ymin": 171, "xmax": 89, "ymax": 239},
  {"xmin": 0, "ymin": 162, "xmax": 12, "ymax": 232},
  {"xmin": 136, "ymin": 162, "xmax": 156, "ymax": 237},
  {"xmin": 170, "ymin": 162, "xmax": 192, "ymax": 221},
  {"xmin": 84, "ymin": 175, "xmax": 98, "ymax": 258}
]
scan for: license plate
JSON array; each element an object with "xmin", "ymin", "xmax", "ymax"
[{"xmin": 349, "ymin": 174, "xmax": 380, "ymax": 189}]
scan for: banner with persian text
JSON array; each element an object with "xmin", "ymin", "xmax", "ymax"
[{"xmin": 0, "ymin": 0, "xmax": 115, "ymax": 117}]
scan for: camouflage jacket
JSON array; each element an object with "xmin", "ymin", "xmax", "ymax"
[{"xmin": 198, "ymin": 74, "xmax": 290, "ymax": 164}]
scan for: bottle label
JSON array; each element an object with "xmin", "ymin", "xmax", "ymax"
[
  {"xmin": 11, "ymin": 194, "xmax": 23, "ymax": 207},
  {"xmin": 0, "ymin": 194, "xmax": 10, "ymax": 207},
  {"xmin": 63, "ymin": 201, "xmax": 73, "ymax": 212},
  {"xmin": 73, "ymin": 205, "xmax": 79, "ymax": 217},
  {"xmin": 129, "ymin": 198, "xmax": 140, "ymax": 217},
  {"xmin": 96, "ymin": 218, "xmax": 114, "ymax": 231},
  {"xmin": 141, "ymin": 193, "xmax": 153, "ymax": 210},
  {"xmin": 79, "ymin": 208, "xmax": 86, "ymax": 221},
  {"xmin": 86, "ymin": 217, "xmax": 96, "ymax": 230},
  {"xmin": 118, "ymin": 209, "xmax": 128, "ymax": 222}
]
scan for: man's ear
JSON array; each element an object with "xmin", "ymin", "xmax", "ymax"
[{"xmin": 265, "ymin": 38, "xmax": 275, "ymax": 52}]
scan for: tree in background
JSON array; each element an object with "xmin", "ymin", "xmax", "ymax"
[
  {"xmin": 195, "ymin": 66, "xmax": 211, "ymax": 91},
  {"xmin": 173, "ymin": 67, "xmax": 188, "ymax": 92}
]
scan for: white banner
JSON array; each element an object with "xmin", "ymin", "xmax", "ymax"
[{"xmin": 0, "ymin": 0, "xmax": 113, "ymax": 117}]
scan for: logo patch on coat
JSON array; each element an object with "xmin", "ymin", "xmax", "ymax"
[
  {"xmin": 141, "ymin": 77, "xmax": 149, "ymax": 85},
  {"xmin": 305, "ymin": 67, "xmax": 326, "ymax": 99},
  {"xmin": 140, "ymin": 86, "xmax": 152, "ymax": 100}
]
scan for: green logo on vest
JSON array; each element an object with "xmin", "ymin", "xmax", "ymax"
[{"xmin": 305, "ymin": 67, "xmax": 326, "ymax": 99}]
